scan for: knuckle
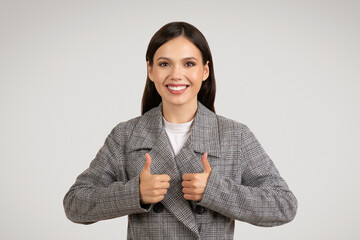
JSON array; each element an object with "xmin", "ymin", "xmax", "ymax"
[{"xmin": 196, "ymin": 188, "xmax": 204, "ymax": 194}]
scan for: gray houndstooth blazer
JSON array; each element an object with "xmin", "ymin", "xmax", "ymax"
[{"xmin": 63, "ymin": 102, "xmax": 297, "ymax": 239}]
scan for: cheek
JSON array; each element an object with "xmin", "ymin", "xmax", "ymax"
[
  {"xmin": 189, "ymin": 71, "xmax": 205, "ymax": 85},
  {"xmin": 153, "ymin": 82, "xmax": 165, "ymax": 95},
  {"xmin": 152, "ymin": 70, "xmax": 168, "ymax": 83}
]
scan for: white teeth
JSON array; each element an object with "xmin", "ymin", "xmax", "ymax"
[{"xmin": 167, "ymin": 86, "xmax": 187, "ymax": 91}]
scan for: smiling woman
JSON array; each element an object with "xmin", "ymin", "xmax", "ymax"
[
  {"xmin": 147, "ymin": 36, "xmax": 209, "ymax": 123},
  {"xmin": 142, "ymin": 22, "xmax": 216, "ymax": 118},
  {"xmin": 63, "ymin": 21, "xmax": 297, "ymax": 240}
]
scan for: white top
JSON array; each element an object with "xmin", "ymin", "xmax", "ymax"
[{"xmin": 162, "ymin": 116, "xmax": 194, "ymax": 157}]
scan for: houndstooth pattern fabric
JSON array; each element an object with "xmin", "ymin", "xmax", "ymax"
[{"xmin": 63, "ymin": 102, "xmax": 297, "ymax": 239}]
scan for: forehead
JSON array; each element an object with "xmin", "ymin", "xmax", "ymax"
[{"xmin": 154, "ymin": 36, "xmax": 202, "ymax": 59}]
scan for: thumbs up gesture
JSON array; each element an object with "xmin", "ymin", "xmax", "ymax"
[
  {"xmin": 140, "ymin": 153, "xmax": 171, "ymax": 204},
  {"xmin": 182, "ymin": 153, "xmax": 212, "ymax": 201}
]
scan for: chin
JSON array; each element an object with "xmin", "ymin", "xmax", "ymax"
[{"xmin": 164, "ymin": 98, "xmax": 197, "ymax": 108}]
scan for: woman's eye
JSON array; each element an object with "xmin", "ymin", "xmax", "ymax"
[
  {"xmin": 185, "ymin": 61, "xmax": 196, "ymax": 67},
  {"xmin": 159, "ymin": 62, "xmax": 169, "ymax": 67}
]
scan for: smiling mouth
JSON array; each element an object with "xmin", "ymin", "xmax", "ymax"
[
  {"xmin": 166, "ymin": 85, "xmax": 188, "ymax": 91},
  {"xmin": 165, "ymin": 84, "xmax": 189, "ymax": 94}
]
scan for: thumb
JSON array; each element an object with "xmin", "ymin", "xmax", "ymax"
[
  {"xmin": 202, "ymin": 152, "xmax": 211, "ymax": 173},
  {"xmin": 143, "ymin": 153, "xmax": 152, "ymax": 174}
]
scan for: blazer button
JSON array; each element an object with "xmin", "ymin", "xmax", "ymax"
[
  {"xmin": 153, "ymin": 202, "xmax": 164, "ymax": 213},
  {"xmin": 194, "ymin": 205, "xmax": 205, "ymax": 214}
]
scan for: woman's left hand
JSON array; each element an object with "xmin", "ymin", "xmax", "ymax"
[{"xmin": 182, "ymin": 153, "xmax": 211, "ymax": 201}]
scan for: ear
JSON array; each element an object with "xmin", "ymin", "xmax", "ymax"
[
  {"xmin": 147, "ymin": 61, "xmax": 153, "ymax": 81},
  {"xmin": 202, "ymin": 60, "xmax": 210, "ymax": 81}
]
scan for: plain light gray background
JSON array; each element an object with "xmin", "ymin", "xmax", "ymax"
[{"xmin": 1, "ymin": 0, "xmax": 359, "ymax": 239}]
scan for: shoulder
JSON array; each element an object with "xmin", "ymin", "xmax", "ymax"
[
  {"xmin": 108, "ymin": 116, "xmax": 142, "ymax": 144},
  {"xmin": 216, "ymin": 114, "xmax": 250, "ymax": 135},
  {"xmin": 215, "ymin": 114, "xmax": 258, "ymax": 146},
  {"xmin": 216, "ymin": 114, "xmax": 266, "ymax": 152},
  {"xmin": 215, "ymin": 115, "xmax": 261, "ymax": 154},
  {"xmin": 107, "ymin": 106, "xmax": 159, "ymax": 144}
]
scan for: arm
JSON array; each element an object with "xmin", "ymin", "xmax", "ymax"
[
  {"xmin": 199, "ymin": 125, "xmax": 297, "ymax": 227},
  {"xmin": 63, "ymin": 127, "xmax": 150, "ymax": 224}
]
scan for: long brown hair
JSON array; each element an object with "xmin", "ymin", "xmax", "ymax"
[{"xmin": 141, "ymin": 22, "xmax": 216, "ymax": 115}]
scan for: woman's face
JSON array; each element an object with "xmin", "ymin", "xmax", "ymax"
[{"xmin": 147, "ymin": 36, "xmax": 209, "ymax": 110}]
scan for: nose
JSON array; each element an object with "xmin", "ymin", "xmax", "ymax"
[{"xmin": 170, "ymin": 64, "xmax": 182, "ymax": 80}]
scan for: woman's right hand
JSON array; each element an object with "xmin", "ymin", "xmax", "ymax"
[{"xmin": 139, "ymin": 153, "xmax": 171, "ymax": 204}]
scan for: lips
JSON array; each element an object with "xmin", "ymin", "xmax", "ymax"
[{"xmin": 165, "ymin": 84, "xmax": 189, "ymax": 95}]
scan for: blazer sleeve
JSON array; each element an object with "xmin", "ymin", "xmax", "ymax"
[
  {"xmin": 63, "ymin": 126, "xmax": 150, "ymax": 224},
  {"xmin": 199, "ymin": 124, "xmax": 297, "ymax": 227}
]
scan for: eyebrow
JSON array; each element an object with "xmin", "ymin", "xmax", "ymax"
[{"xmin": 156, "ymin": 57, "xmax": 199, "ymax": 61}]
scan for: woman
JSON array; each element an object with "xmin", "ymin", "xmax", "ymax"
[{"xmin": 63, "ymin": 21, "xmax": 297, "ymax": 239}]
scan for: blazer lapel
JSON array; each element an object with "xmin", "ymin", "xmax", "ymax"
[
  {"xmin": 126, "ymin": 102, "xmax": 221, "ymax": 238},
  {"xmin": 127, "ymin": 103, "xmax": 200, "ymax": 237},
  {"xmin": 190, "ymin": 102, "xmax": 221, "ymax": 158},
  {"xmin": 175, "ymin": 102, "xmax": 222, "ymax": 176}
]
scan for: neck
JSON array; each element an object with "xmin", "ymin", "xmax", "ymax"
[{"xmin": 162, "ymin": 101, "xmax": 198, "ymax": 124}]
